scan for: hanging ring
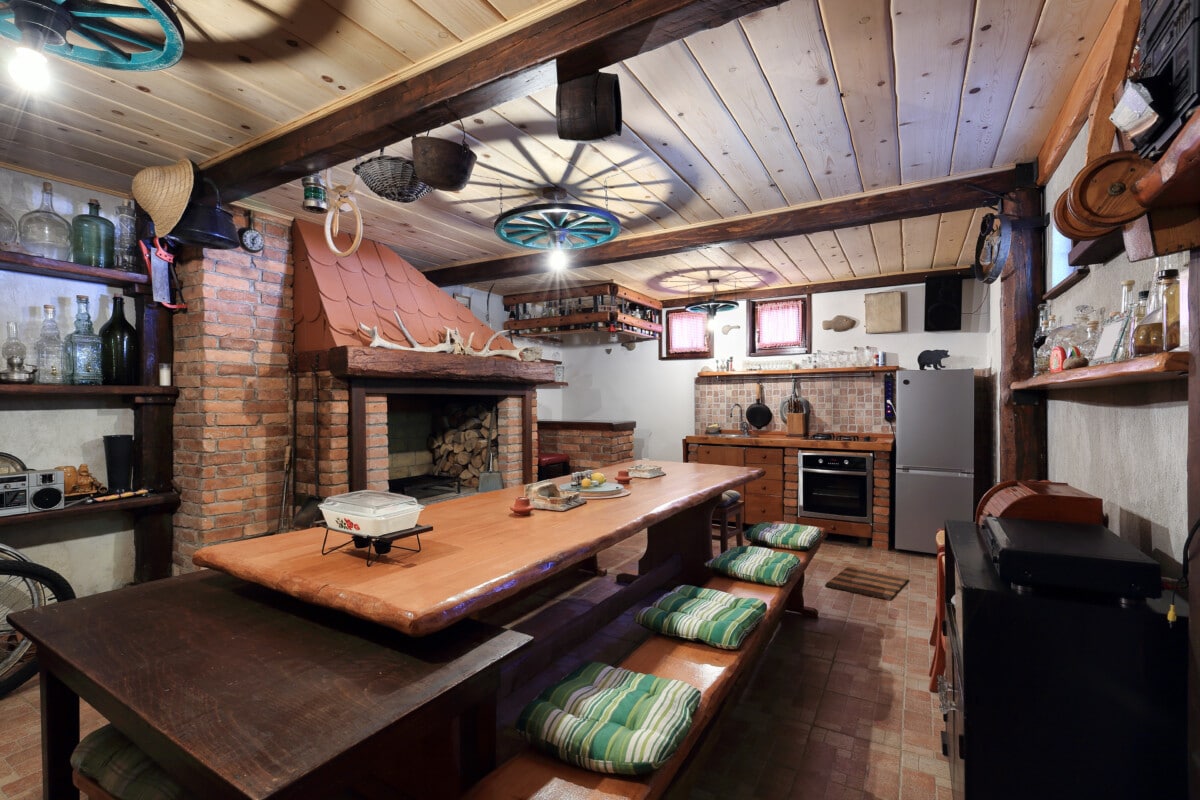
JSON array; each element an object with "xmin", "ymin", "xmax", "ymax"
[{"xmin": 324, "ymin": 181, "xmax": 363, "ymax": 257}]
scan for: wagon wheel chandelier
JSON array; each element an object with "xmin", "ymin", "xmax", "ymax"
[
  {"xmin": 1, "ymin": 0, "xmax": 184, "ymax": 90},
  {"xmin": 685, "ymin": 278, "xmax": 739, "ymax": 317},
  {"xmin": 494, "ymin": 187, "xmax": 620, "ymax": 255}
]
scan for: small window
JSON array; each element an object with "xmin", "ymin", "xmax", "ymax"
[
  {"xmin": 660, "ymin": 309, "xmax": 713, "ymax": 360},
  {"xmin": 748, "ymin": 297, "xmax": 809, "ymax": 356}
]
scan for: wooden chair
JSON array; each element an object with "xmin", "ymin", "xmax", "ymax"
[{"xmin": 711, "ymin": 490, "xmax": 744, "ymax": 552}]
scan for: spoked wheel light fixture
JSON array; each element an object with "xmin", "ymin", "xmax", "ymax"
[
  {"xmin": 686, "ymin": 278, "xmax": 739, "ymax": 321},
  {"xmin": 0, "ymin": 0, "xmax": 184, "ymax": 90},
  {"xmin": 494, "ymin": 187, "xmax": 620, "ymax": 270}
]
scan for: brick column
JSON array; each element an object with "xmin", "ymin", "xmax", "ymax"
[
  {"xmin": 872, "ymin": 450, "xmax": 892, "ymax": 550},
  {"xmin": 172, "ymin": 211, "xmax": 293, "ymax": 572}
]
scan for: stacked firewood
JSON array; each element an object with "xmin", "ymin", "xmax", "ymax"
[{"xmin": 428, "ymin": 403, "xmax": 496, "ymax": 488}]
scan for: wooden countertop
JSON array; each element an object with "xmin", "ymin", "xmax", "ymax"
[
  {"xmin": 685, "ymin": 432, "xmax": 895, "ymax": 452},
  {"xmin": 193, "ymin": 459, "xmax": 760, "ymax": 637}
]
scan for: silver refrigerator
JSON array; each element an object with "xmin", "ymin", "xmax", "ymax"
[{"xmin": 893, "ymin": 368, "xmax": 974, "ymax": 554}]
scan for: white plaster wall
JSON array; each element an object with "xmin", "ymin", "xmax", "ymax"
[
  {"xmin": 1042, "ymin": 139, "xmax": 1190, "ymax": 574},
  {"xmin": 2, "ymin": 169, "xmax": 137, "ymax": 595}
]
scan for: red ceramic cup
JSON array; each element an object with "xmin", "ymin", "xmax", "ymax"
[{"xmin": 511, "ymin": 495, "xmax": 532, "ymax": 516}]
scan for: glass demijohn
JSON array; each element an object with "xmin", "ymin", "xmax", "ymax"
[
  {"xmin": 71, "ymin": 199, "xmax": 115, "ymax": 269},
  {"xmin": 34, "ymin": 304, "xmax": 66, "ymax": 384},
  {"xmin": 0, "ymin": 204, "xmax": 17, "ymax": 248},
  {"xmin": 64, "ymin": 295, "xmax": 102, "ymax": 385},
  {"xmin": 19, "ymin": 182, "xmax": 71, "ymax": 261}
]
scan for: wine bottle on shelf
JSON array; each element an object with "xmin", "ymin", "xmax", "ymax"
[{"xmin": 99, "ymin": 295, "xmax": 139, "ymax": 385}]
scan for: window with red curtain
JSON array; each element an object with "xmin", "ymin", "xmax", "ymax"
[
  {"xmin": 749, "ymin": 296, "xmax": 809, "ymax": 355},
  {"xmin": 661, "ymin": 309, "xmax": 713, "ymax": 359}
]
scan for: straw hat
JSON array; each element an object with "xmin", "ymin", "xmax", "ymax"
[{"xmin": 131, "ymin": 158, "xmax": 194, "ymax": 237}]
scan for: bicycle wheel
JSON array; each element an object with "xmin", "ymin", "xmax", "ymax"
[{"xmin": 0, "ymin": 560, "xmax": 75, "ymax": 698}]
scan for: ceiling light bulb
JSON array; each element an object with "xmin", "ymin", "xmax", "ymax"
[
  {"xmin": 548, "ymin": 248, "xmax": 568, "ymax": 271},
  {"xmin": 9, "ymin": 46, "xmax": 49, "ymax": 92}
]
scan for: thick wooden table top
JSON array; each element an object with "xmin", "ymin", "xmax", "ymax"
[
  {"xmin": 194, "ymin": 460, "xmax": 759, "ymax": 636},
  {"xmin": 10, "ymin": 570, "xmax": 530, "ymax": 799}
]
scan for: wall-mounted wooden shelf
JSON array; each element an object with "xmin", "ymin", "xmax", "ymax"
[
  {"xmin": 698, "ymin": 366, "xmax": 899, "ymax": 378},
  {"xmin": 1010, "ymin": 351, "xmax": 1188, "ymax": 391},
  {"xmin": 0, "ymin": 384, "xmax": 177, "ymax": 400},
  {"xmin": 0, "ymin": 249, "xmax": 149, "ymax": 288},
  {"xmin": 0, "ymin": 491, "xmax": 181, "ymax": 530}
]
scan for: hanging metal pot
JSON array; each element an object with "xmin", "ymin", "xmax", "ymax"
[
  {"xmin": 412, "ymin": 134, "xmax": 477, "ymax": 191},
  {"xmin": 168, "ymin": 178, "xmax": 238, "ymax": 249}
]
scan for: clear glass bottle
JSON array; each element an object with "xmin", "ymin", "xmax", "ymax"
[
  {"xmin": 2, "ymin": 321, "xmax": 26, "ymax": 370},
  {"xmin": 114, "ymin": 200, "xmax": 138, "ymax": 270},
  {"xmin": 1078, "ymin": 319, "xmax": 1101, "ymax": 361},
  {"xmin": 1111, "ymin": 280, "xmax": 1138, "ymax": 362},
  {"xmin": 34, "ymin": 304, "xmax": 66, "ymax": 384},
  {"xmin": 63, "ymin": 295, "xmax": 102, "ymax": 385},
  {"xmin": 71, "ymin": 198, "xmax": 115, "ymax": 269},
  {"xmin": 1033, "ymin": 303, "xmax": 1052, "ymax": 374},
  {"xmin": 19, "ymin": 181, "xmax": 71, "ymax": 261},
  {"xmin": 99, "ymin": 295, "xmax": 139, "ymax": 385},
  {"xmin": 1129, "ymin": 290, "xmax": 1155, "ymax": 357},
  {"xmin": 1035, "ymin": 314, "xmax": 1058, "ymax": 375},
  {"xmin": 0, "ymin": 204, "xmax": 17, "ymax": 248},
  {"xmin": 1158, "ymin": 268, "xmax": 1180, "ymax": 351}
]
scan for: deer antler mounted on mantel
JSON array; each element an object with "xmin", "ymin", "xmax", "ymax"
[{"xmin": 359, "ymin": 311, "xmax": 540, "ymax": 360}]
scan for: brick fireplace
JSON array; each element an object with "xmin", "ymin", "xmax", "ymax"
[{"xmin": 170, "ymin": 216, "xmax": 552, "ymax": 572}]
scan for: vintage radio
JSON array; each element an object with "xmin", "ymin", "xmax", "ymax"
[
  {"xmin": 1137, "ymin": 0, "xmax": 1200, "ymax": 158},
  {"xmin": 0, "ymin": 470, "xmax": 65, "ymax": 517}
]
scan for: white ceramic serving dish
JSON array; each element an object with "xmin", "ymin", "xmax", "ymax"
[{"xmin": 319, "ymin": 490, "xmax": 422, "ymax": 536}]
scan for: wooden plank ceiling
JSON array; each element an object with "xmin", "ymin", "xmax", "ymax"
[{"xmin": 0, "ymin": 0, "xmax": 1117, "ymax": 302}]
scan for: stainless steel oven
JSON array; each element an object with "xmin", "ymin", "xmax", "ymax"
[{"xmin": 797, "ymin": 451, "xmax": 873, "ymax": 523}]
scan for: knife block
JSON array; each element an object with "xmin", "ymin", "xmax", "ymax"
[{"xmin": 787, "ymin": 413, "xmax": 807, "ymax": 436}]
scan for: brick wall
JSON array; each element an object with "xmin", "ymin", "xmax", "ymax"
[
  {"xmin": 172, "ymin": 210, "xmax": 293, "ymax": 571},
  {"xmin": 538, "ymin": 421, "xmax": 634, "ymax": 470}
]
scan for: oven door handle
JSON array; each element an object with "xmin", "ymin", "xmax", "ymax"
[{"xmin": 800, "ymin": 467, "xmax": 868, "ymax": 477}]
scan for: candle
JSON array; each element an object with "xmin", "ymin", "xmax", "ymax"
[{"xmin": 158, "ymin": 363, "xmax": 172, "ymax": 386}]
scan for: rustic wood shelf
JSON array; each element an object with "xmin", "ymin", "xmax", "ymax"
[
  {"xmin": 698, "ymin": 366, "xmax": 900, "ymax": 378},
  {"xmin": 0, "ymin": 384, "xmax": 178, "ymax": 400},
  {"xmin": 1010, "ymin": 351, "xmax": 1189, "ymax": 391},
  {"xmin": 0, "ymin": 491, "xmax": 181, "ymax": 529},
  {"xmin": 0, "ymin": 250, "xmax": 149, "ymax": 287},
  {"xmin": 1133, "ymin": 111, "xmax": 1200, "ymax": 209}
]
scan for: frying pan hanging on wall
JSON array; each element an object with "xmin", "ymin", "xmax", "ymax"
[{"xmin": 746, "ymin": 383, "xmax": 772, "ymax": 429}]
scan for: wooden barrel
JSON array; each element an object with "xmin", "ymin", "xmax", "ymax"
[
  {"xmin": 556, "ymin": 72, "xmax": 622, "ymax": 141},
  {"xmin": 1067, "ymin": 151, "xmax": 1151, "ymax": 228},
  {"xmin": 412, "ymin": 136, "xmax": 477, "ymax": 191}
]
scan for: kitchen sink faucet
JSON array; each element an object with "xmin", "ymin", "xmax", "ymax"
[{"xmin": 729, "ymin": 403, "xmax": 748, "ymax": 435}]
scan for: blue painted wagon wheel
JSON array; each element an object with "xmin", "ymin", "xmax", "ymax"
[
  {"xmin": 0, "ymin": 0, "xmax": 184, "ymax": 71},
  {"xmin": 494, "ymin": 202, "xmax": 620, "ymax": 250}
]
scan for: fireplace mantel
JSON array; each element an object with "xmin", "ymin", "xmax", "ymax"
[{"xmin": 314, "ymin": 346, "xmax": 556, "ymax": 384}]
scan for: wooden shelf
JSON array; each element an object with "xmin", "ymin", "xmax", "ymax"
[
  {"xmin": 0, "ymin": 250, "xmax": 149, "ymax": 287},
  {"xmin": 1010, "ymin": 351, "xmax": 1188, "ymax": 391},
  {"xmin": 0, "ymin": 491, "xmax": 181, "ymax": 530},
  {"xmin": 698, "ymin": 366, "xmax": 899, "ymax": 378},
  {"xmin": 0, "ymin": 384, "xmax": 178, "ymax": 400}
]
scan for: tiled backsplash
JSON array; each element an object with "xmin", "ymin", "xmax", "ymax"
[{"xmin": 694, "ymin": 373, "xmax": 893, "ymax": 435}]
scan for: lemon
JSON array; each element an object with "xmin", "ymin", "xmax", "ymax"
[
  {"xmin": 580, "ymin": 478, "xmax": 593, "ymax": 488},
  {"xmin": 591, "ymin": 471, "xmax": 606, "ymax": 485}
]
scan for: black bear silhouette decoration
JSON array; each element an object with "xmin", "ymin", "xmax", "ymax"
[{"xmin": 918, "ymin": 349, "xmax": 949, "ymax": 370}]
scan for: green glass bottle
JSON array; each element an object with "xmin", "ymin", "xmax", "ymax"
[
  {"xmin": 70, "ymin": 198, "xmax": 115, "ymax": 269},
  {"xmin": 99, "ymin": 295, "xmax": 139, "ymax": 385}
]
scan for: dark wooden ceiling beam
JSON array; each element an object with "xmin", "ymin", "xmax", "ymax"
[
  {"xmin": 658, "ymin": 267, "xmax": 974, "ymax": 307},
  {"xmin": 205, "ymin": 0, "xmax": 786, "ymax": 202},
  {"xmin": 425, "ymin": 164, "xmax": 1037, "ymax": 286}
]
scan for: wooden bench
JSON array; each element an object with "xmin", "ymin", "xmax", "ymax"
[{"xmin": 464, "ymin": 535, "xmax": 823, "ymax": 800}]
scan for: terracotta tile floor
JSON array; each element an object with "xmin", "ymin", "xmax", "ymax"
[{"xmin": 0, "ymin": 535, "xmax": 950, "ymax": 800}]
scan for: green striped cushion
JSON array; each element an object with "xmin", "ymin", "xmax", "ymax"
[
  {"xmin": 634, "ymin": 584, "xmax": 766, "ymax": 650},
  {"xmin": 746, "ymin": 522, "xmax": 822, "ymax": 551},
  {"xmin": 706, "ymin": 545, "xmax": 801, "ymax": 587},
  {"xmin": 517, "ymin": 661, "xmax": 701, "ymax": 775},
  {"xmin": 71, "ymin": 724, "xmax": 191, "ymax": 800}
]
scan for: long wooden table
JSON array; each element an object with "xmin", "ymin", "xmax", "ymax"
[
  {"xmin": 194, "ymin": 459, "xmax": 762, "ymax": 636},
  {"xmin": 12, "ymin": 459, "xmax": 761, "ymax": 799}
]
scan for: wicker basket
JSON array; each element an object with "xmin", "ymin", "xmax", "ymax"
[{"xmin": 353, "ymin": 155, "xmax": 432, "ymax": 203}]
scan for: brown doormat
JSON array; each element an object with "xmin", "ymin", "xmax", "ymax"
[{"xmin": 826, "ymin": 566, "xmax": 909, "ymax": 600}]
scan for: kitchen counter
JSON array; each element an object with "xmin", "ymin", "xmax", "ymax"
[{"xmin": 684, "ymin": 432, "xmax": 894, "ymax": 452}]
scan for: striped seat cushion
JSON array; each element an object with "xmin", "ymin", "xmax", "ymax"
[
  {"xmin": 71, "ymin": 725, "xmax": 191, "ymax": 800},
  {"xmin": 745, "ymin": 522, "xmax": 822, "ymax": 551},
  {"xmin": 517, "ymin": 661, "xmax": 701, "ymax": 775},
  {"xmin": 706, "ymin": 545, "xmax": 801, "ymax": 587},
  {"xmin": 634, "ymin": 584, "xmax": 766, "ymax": 650}
]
